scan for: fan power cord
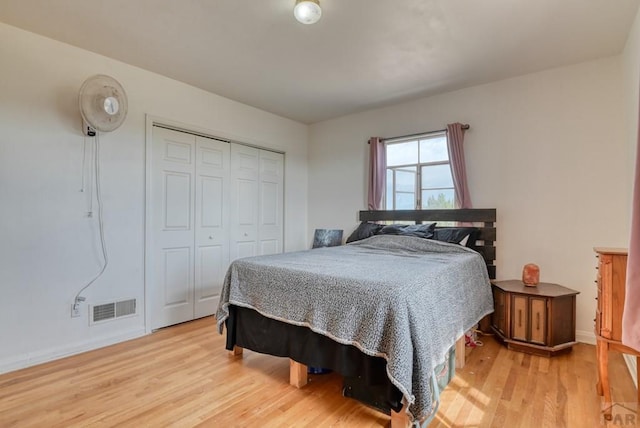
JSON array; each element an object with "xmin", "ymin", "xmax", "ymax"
[{"xmin": 73, "ymin": 133, "xmax": 109, "ymax": 309}]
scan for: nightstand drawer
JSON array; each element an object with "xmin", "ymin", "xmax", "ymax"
[
  {"xmin": 530, "ymin": 298, "xmax": 546, "ymax": 344},
  {"xmin": 512, "ymin": 295, "xmax": 527, "ymax": 341},
  {"xmin": 509, "ymin": 295, "xmax": 548, "ymax": 345}
]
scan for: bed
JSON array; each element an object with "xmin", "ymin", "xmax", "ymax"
[{"xmin": 216, "ymin": 209, "xmax": 496, "ymax": 427}]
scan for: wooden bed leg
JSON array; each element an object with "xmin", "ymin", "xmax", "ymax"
[
  {"xmin": 228, "ymin": 345, "xmax": 243, "ymax": 357},
  {"xmin": 390, "ymin": 408, "xmax": 411, "ymax": 428},
  {"xmin": 455, "ymin": 336, "xmax": 465, "ymax": 369},
  {"xmin": 289, "ymin": 359, "xmax": 308, "ymax": 388}
]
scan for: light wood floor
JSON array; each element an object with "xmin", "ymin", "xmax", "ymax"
[{"xmin": 0, "ymin": 317, "xmax": 637, "ymax": 427}]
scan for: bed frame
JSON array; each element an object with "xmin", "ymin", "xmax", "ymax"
[
  {"xmin": 228, "ymin": 208, "xmax": 497, "ymax": 428},
  {"xmin": 359, "ymin": 209, "xmax": 497, "ymax": 280}
]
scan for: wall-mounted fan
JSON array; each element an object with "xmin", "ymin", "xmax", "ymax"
[
  {"xmin": 78, "ymin": 74, "xmax": 128, "ymax": 136},
  {"xmin": 72, "ymin": 74, "xmax": 128, "ymax": 317}
]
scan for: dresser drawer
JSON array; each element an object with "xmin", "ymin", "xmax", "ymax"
[{"xmin": 594, "ymin": 249, "xmax": 628, "ymax": 342}]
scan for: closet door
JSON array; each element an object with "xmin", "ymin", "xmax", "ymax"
[
  {"xmin": 149, "ymin": 130, "xmax": 282, "ymax": 329},
  {"xmin": 194, "ymin": 136, "xmax": 230, "ymax": 318},
  {"xmin": 230, "ymin": 144, "xmax": 260, "ymax": 261},
  {"xmin": 258, "ymin": 150, "xmax": 284, "ymax": 255},
  {"xmin": 151, "ymin": 127, "xmax": 196, "ymax": 329},
  {"xmin": 230, "ymin": 145, "xmax": 284, "ymax": 261},
  {"xmin": 150, "ymin": 128, "xmax": 230, "ymax": 329}
]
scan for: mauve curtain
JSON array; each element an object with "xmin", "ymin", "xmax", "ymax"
[
  {"xmin": 622, "ymin": 102, "xmax": 640, "ymax": 352},
  {"xmin": 446, "ymin": 123, "xmax": 472, "ymax": 209},
  {"xmin": 367, "ymin": 137, "xmax": 386, "ymax": 210}
]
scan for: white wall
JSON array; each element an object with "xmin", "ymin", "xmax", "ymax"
[
  {"xmin": 624, "ymin": 6, "xmax": 640, "ymax": 203},
  {"xmin": 0, "ymin": 23, "xmax": 308, "ymax": 373},
  {"xmin": 308, "ymin": 57, "xmax": 629, "ymax": 343}
]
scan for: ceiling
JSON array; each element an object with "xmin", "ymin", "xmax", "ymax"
[{"xmin": 1, "ymin": 1, "xmax": 639, "ymax": 124}]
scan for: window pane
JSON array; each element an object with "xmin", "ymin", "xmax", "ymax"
[
  {"xmin": 421, "ymin": 164, "xmax": 453, "ymax": 189},
  {"xmin": 422, "ymin": 189, "xmax": 455, "ymax": 209},
  {"xmin": 419, "ymin": 136, "xmax": 448, "ymax": 163},
  {"xmin": 396, "ymin": 165, "xmax": 417, "ymax": 174},
  {"xmin": 396, "ymin": 192, "xmax": 415, "ymax": 209},
  {"xmin": 387, "ymin": 141, "xmax": 418, "ymax": 166},
  {"xmin": 386, "ymin": 169, "xmax": 393, "ymax": 210},
  {"xmin": 396, "ymin": 169, "xmax": 416, "ymax": 193}
]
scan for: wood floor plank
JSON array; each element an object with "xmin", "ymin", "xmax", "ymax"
[{"xmin": 0, "ymin": 317, "xmax": 637, "ymax": 427}]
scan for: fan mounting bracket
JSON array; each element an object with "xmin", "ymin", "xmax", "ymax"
[{"xmin": 83, "ymin": 120, "xmax": 97, "ymax": 137}]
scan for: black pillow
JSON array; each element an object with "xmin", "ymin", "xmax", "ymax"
[
  {"xmin": 432, "ymin": 227, "xmax": 479, "ymax": 248},
  {"xmin": 378, "ymin": 223, "xmax": 436, "ymax": 239},
  {"xmin": 345, "ymin": 222, "xmax": 384, "ymax": 243}
]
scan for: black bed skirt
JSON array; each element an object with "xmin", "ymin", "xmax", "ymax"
[{"xmin": 224, "ymin": 305, "xmax": 403, "ymax": 414}]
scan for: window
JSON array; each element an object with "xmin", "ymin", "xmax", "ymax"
[{"xmin": 385, "ymin": 132, "xmax": 455, "ymax": 210}]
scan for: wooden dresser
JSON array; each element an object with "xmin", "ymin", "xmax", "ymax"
[
  {"xmin": 491, "ymin": 280, "xmax": 579, "ymax": 357},
  {"xmin": 593, "ymin": 247, "xmax": 639, "ymax": 420}
]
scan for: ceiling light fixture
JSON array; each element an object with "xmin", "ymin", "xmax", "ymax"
[{"xmin": 294, "ymin": 0, "xmax": 322, "ymax": 25}]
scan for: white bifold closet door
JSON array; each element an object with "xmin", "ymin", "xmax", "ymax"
[
  {"xmin": 150, "ymin": 126, "xmax": 283, "ymax": 330},
  {"xmin": 151, "ymin": 127, "xmax": 230, "ymax": 329},
  {"xmin": 229, "ymin": 144, "xmax": 284, "ymax": 261}
]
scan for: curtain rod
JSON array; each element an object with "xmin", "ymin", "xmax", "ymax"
[
  {"xmin": 366, "ymin": 124, "xmax": 470, "ymax": 144},
  {"xmin": 380, "ymin": 124, "xmax": 469, "ymax": 142}
]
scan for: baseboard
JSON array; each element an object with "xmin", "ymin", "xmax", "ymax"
[
  {"xmin": 0, "ymin": 327, "xmax": 147, "ymax": 375},
  {"xmin": 623, "ymin": 354, "xmax": 638, "ymax": 389},
  {"xmin": 576, "ymin": 329, "xmax": 597, "ymax": 345}
]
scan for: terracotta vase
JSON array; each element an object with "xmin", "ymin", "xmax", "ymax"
[{"xmin": 522, "ymin": 263, "xmax": 540, "ymax": 286}]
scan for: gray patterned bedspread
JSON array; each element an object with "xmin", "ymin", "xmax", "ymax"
[{"xmin": 216, "ymin": 234, "xmax": 493, "ymax": 422}]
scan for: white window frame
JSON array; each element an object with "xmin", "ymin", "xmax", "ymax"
[{"xmin": 385, "ymin": 131, "xmax": 455, "ymax": 210}]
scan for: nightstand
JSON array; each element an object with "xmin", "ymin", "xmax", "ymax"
[{"xmin": 491, "ymin": 280, "xmax": 579, "ymax": 357}]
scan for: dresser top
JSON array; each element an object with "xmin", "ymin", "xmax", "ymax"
[
  {"xmin": 491, "ymin": 280, "xmax": 579, "ymax": 297},
  {"xmin": 594, "ymin": 247, "xmax": 628, "ymax": 255}
]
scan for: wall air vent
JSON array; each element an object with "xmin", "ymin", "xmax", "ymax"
[{"xmin": 90, "ymin": 298, "xmax": 137, "ymax": 325}]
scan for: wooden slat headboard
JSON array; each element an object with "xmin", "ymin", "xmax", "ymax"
[{"xmin": 358, "ymin": 209, "xmax": 497, "ymax": 279}]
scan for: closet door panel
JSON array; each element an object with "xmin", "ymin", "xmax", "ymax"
[
  {"xmin": 197, "ymin": 245, "xmax": 223, "ymax": 302},
  {"xmin": 200, "ymin": 177, "xmax": 223, "ymax": 227},
  {"xmin": 259, "ymin": 150, "xmax": 284, "ymax": 255},
  {"xmin": 163, "ymin": 248, "xmax": 191, "ymax": 305},
  {"xmin": 237, "ymin": 180, "xmax": 257, "ymax": 225},
  {"xmin": 230, "ymin": 144, "xmax": 259, "ymax": 262},
  {"xmin": 151, "ymin": 127, "xmax": 196, "ymax": 329},
  {"xmin": 164, "ymin": 173, "xmax": 191, "ymax": 229},
  {"xmin": 194, "ymin": 136, "xmax": 230, "ymax": 318}
]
